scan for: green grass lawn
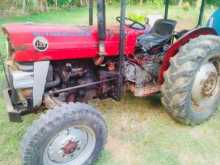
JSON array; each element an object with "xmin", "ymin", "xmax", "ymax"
[{"xmin": 0, "ymin": 5, "xmax": 220, "ymax": 165}]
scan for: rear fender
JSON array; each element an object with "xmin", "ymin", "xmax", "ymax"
[{"xmin": 158, "ymin": 27, "xmax": 217, "ymax": 84}]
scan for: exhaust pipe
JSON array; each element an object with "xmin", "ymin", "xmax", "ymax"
[
  {"xmin": 97, "ymin": 0, "xmax": 106, "ymax": 41},
  {"xmin": 89, "ymin": 0, "xmax": 93, "ymax": 25},
  {"xmin": 164, "ymin": 0, "xmax": 169, "ymax": 20},
  {"xmin": 97, "ymin": 0, "xmax": 106, "ymax": 59}
]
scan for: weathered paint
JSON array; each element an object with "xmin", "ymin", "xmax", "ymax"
[
  {"xmin": 2, "ymin": 23, "xmax": 144, "ymax": 62},
  {"xmin": 158, "ymin": 27, "xmax": 217, "ymax": 84}
]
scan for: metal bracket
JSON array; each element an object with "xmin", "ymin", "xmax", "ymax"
[{"xmin": 33, "ymin": 61, "xmax": 50, "ymax": 107}]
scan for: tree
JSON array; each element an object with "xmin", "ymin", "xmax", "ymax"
[
  {"xmin": 196, "ymin": 0, "xmax": 202, "ymax": 8},
  {"xmin": 38, "ymin": 0, "xmax": 48, "ymax": 12},
  {"xmin": 22, "ymin": 0, "xmax": 26, "ymax": 13},
  {"xmin": 178, "ymin": 0, "xmax": 183, "ymax": 6},
  {"xmin": 140, "ymin": 0, "xmax": 143, "ymax": 5}
]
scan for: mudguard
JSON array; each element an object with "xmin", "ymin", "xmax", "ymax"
[{"xmin": 158, "ymin": 27, "xmax": 217, "ymax": 84}]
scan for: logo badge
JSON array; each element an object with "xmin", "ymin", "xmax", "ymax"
[{"xmin": 33, "ymin": 36, "xmax": 48, "ymax": 52}]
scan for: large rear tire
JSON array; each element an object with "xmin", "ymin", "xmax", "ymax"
[
  {"xmin": 162, "ymin": 35, "xmax": 220, "ymax": 125},
  {"xmin": 21, "ymin": 103, "xmax": 107, "ymax": 165}
]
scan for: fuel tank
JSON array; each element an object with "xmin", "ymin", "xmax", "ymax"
[{"xmin": 3, "ymin": 23, "xmax": 142, "ymax": 62}]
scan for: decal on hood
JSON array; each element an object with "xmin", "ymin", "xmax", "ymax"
[{"xmin": 33, "ymin": 36, "xmax": 48, "ymax": 52}]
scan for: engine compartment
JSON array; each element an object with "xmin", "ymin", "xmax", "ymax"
[
  {"xmin": 3, "ymin": 19, "xmax": 177, "ymax": 112},
  {"xmin": 2, "ymin": 23, "xmax": 142, "ymax": 62}
]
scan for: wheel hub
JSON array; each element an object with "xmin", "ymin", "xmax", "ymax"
[
  {"xmin": 192, "ymin": 62, "xmax": 219, "ymax": 106},
  {"xmin": 202, "ymin": 73, "xmax": 218, "ymax": 96},
  {"xmin": 43, "ymin": 126, "xmax": 96, "ymax": 165},
  {"xmin": 63, "ymin": 140, "xmax": 78, "ymax": 155}
]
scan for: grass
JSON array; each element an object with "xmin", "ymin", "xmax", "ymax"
[{"xmin": 0, "ymin": 4, "xmax": 220, "ymax": 165}]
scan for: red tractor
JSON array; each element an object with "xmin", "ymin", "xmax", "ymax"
[{"xmin": 2, "ymin": 0, "xmax": 220, "ymax": 164}]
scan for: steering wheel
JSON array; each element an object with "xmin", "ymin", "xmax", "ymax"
[{"xmin": 116, "ymin": 16, "xmax": 145, "ymax": 30}]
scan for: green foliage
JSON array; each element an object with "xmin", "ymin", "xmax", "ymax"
[
  {"xmin": 128, "ymin": 13, "xmax": 145, "ymax": 23},
  {"xmin": 207, "ymin": 0, "xmax": 220, "ymax": 6},
  {"xmin": 0, "ymin": 0, "xmax": 219, "ymax": 16},
  {"xmin": 149, "ymin": 0, "xmax": 164, "ymax": 7},
  {"xmin": 48, "ymin": 0, "xmax": 76, "ymax": 7}
]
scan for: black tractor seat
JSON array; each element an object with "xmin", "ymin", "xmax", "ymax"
[
  {"xmin": 138, "ymin": 33, "xmax": 171, "ymax": 50},
  {"xmin": 137, "ymin": 19, "xmax": 177, "ymax": 51}
]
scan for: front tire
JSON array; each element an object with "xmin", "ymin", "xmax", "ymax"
[
  {"xmin": 21, "ymin": 103, "xmax": 107, "ymax": 165},
  {"xmin": 162, "ymin": 35, "xmax": 220, "ymax": 125}
]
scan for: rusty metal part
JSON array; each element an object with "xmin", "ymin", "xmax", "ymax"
[
  {"xmin": 61, "ymin": 64, "xmax": 85, "ymax": 82},
  {"xmin": 107, "ymin": 62, "xmax": 116, "ymax": 71},
  {"xmin": 20, "ymin": 88, "xmax": 32, "ymax": 98},
  {"xmin": 94, "ymin": 56, "xmax": 104, "ymax": 65},
  {"xmin": 202, "ymin": 72, "xmax": 218, "ymax": 97},
  {"xmin": 128, "ymin": 83, "xmax": 161, "ymax": 96},
  {"xmin": 49, "ymin": 78, "xmax": 117, "ymax": 95},
  {"xmin": 63, "ymin": 140, "xmax": 78, "ymax": 155},
  {"xmin": 66, "ymin": 93, "xmax": 76, "ymax": 103},
  {"xmin": 192, "ymin": 62, "xmax": 219, "ymax": 105},
  {"xmin": 44, "ymin": 125, "xmax": 96, "ymax": 164},
  {"xmin": 43, "ymin": 95, "xmax": 62, "ymax": 109},
  {"xmin": 16, "ymin": 89, "xmax": 28, "ymax": 106}
]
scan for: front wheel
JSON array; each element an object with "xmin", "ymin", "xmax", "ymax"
[
  {"xmin": 162, "ymin": 35, "xmax": 220, "ymax": 125},
  {"xmin": 21, "ymin": 103, "xmax": 107, "ymax": 165}
]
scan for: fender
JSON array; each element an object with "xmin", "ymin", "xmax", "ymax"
[{"xmin": 158, "ymin": 27, "xmax": 217, "ymax": 84}]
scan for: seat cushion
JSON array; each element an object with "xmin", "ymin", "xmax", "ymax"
[{"xmin": 137, "ymin": 33, "xmax": 170, "ymax": 51}]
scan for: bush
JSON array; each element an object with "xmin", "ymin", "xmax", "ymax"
[
  {"xmin": 128, "ymin": 13, "xmax": 145, "ymax": 23},
  {"xmin": 207, "ymin": 0, "xmax": 220, "ymax": 6}
]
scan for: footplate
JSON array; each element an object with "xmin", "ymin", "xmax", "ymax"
[{"xmin": 128, "ymin": 83, "xmax": 161, "ymax": 97}]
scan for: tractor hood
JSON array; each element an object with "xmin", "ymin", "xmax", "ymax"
[
  {"xmin": 3, "ymin": 23, "xmax": 99, "ymax": 62},
  {"xmin": 2, "ymin": 23, "xmax": 142, "ymax": 62}
]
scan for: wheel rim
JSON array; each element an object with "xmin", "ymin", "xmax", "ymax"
[
  {"xmin": 43, "ymin": 125, "xmax": 96, "ymax": 165},
  {"xmin": 192, "ymin": 60, "xmax": 220, "ymax": 112}
]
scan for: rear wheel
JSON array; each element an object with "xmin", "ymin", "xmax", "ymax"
[
  {"xmin": 21, "ymin": 103, "xmax": 107, "ymax": 165},
  {"xmin": 162, "ymin": 35, "xmax": 220, "ymax": 125}
]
